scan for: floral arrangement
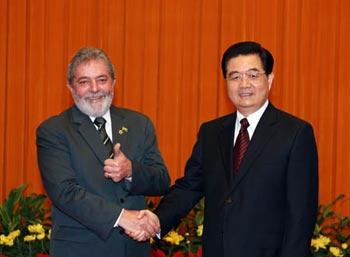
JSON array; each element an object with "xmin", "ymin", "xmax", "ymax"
[
  {"xmin": 2, "ymin": 184, "xmax": 350, "ymax": 257},
  {"xmin": 152, "ymin": 195, "xmax": 350, "ymax": 257},
  {"xmin": 311, "ymin": 194, "xmax": 350, "ymax": 257},
  {"xmin": 0, "ymin": 185, "xmax": 50, "ymax": 257},
  {"xmin": 150, "ymin": 199, "xmax": 204, "ymax": 257}
]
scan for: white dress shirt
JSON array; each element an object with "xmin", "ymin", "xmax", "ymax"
[
  {"xmin": 90, "ymin": 110, "xmax": 113, "ymax": 142},
  {"xmin": 234, "ymin": 100, "xmax": 269, "ymax": 145}
]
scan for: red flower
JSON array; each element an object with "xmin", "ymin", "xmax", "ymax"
[
  {"xmin": 36, "ymin": 254, "xmax": 50, "ymax": 257},
  {"xmin": 151, "ymin": 249, "xmax": 167, "ymax": 257},
  {"xmin": 151, "ymin": 247, "xmax": 202, "ymax": 257},
  {"xmin": 172, "ymin": 252, "xmax": 185, "ymax": 257}
]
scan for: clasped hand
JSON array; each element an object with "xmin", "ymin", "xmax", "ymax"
[
  {"xmin": 118, "ymin": 209, "xmax": 160, "ymax": 241},
  {"xmin": 104, "ymin": 143, "xmax": 132, "ymax": 182},
  {"xmin": 104, "ymin": 145, "xmax": 160, "ymax": 241}
]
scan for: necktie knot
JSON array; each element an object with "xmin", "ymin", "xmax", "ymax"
[
  {"xmin": 94, "ymin": 117, "xmax": 106, "ymax": 130},
  {"xmin": 240, "ymin": 118, "xmax": 249, "ymax": 130}
]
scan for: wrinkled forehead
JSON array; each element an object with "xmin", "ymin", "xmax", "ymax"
[{"xmin": 73, "ymin": 59, "xmax": 110, "ymax": 76}]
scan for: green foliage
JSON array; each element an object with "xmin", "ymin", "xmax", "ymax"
[
  {"xmin": 0, "ymin": 184, "xmax": 50, "ymax": 257},
  {"xmin": 311, "ymin": 194, "xmax": 350, "ymax": 257},
  {"xmin": 151, "ymin": 198, "xmax": 204, "ymax": 256},
  {"xmin": 0, "ymin": 184, "xmax": 27, "ymax": 233},
  {"xmin": 151, "ymin": 196, "xmax": 350, "ymax": 257},
  {"xmin": 2, "ymin": 185, "xmax": 350, "ymax": 257}
]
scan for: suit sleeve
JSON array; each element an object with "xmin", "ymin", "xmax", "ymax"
[
  {"xmin": 128, "ymin": 117, "xmax": 170, "ymax": 196},
  {"xmin": 280, "ymin": 123, "xmax": 318, "ymax": 257},
  {"xmin": 154, "ymin": 126, "xmax": 205, "ymax": 236},
  {"xmin": 36, "ymin": 124, "xmax": 121, "ymax": 240}
]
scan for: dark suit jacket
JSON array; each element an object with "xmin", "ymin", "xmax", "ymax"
[
  {"xmin": 155, "ymin": 103, "xmax": 318, "ymax": 257},
  {"xmin": 36, "ymin": 105, "xmax": 170, "ymax": 257}
]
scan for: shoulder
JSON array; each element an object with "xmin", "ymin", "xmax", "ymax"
[
  {"xmin": 264, "ymin": 105, "xmax": 316, "ymax": 143},
  {"xmin": 272, "ymin": 105, "xmax": 313, "ymax": 129},
  {"xmin": 111, "ymin": 106, "xmax": 150, "ymax": 122},
  {"xmin": 37, "ymin": 107, "xmax": 73, "ymax": 132},
  {"xmin": 201, "ymin": 113, "xmax": 234, "ymax": 128},
  {"xmin": 110, "ymin": 106, "xmax": 155, "ymax": 131},
  {"xmin": 197, "ymin": 113, "xmax": 235, "ymax": 135}
]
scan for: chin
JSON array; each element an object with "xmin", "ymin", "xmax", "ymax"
[
  {"xmin": 75, "ymin": 98, "xmax": 112, "ymax": 117},
  {"xmin": 72, "ymin": 91, "xmax": 114, "ymax": 117}
]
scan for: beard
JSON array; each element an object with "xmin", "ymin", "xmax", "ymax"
[{"xmin": 72, "ymin": 90, "xmax": 114, "ymax": 117}]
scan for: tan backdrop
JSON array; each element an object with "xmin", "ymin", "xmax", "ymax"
[{"xmin": 1, "ymin": 0, "xmax": 350, "ymax": 213}]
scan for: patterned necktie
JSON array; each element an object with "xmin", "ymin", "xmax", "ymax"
[
  {"xmin": 94, "ymin": 117, "xmax": 114, "ymax": 158},
  {"xmin": 233, "ymin": 118, "xmax": 250, "ymax": 172}
]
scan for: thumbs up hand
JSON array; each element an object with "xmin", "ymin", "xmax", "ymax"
[{"xmin": 104, "ymin": 143, "xmax": 132, "ymax": 182}]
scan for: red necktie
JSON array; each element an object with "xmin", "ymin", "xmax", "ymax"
[{"xmin": 233, "ymin": 118, "xmax": 250, "ymax": 172}]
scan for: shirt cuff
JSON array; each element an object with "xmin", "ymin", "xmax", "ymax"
[{"xmin": 114, "ymin": 208, "xmax": 125, "ymax": 227}]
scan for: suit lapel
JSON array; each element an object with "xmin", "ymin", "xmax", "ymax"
[
  {"xmin": 109, "ymin": 106, "xmax": 132, "ymax": 196},
  {"xmin": 230, "ymin": 104, "xmax": 280, "ymax": 193},
  {"xmin": 110, "ymin": 106, "xmax": 128, "ymax": 147},
  {"xmin": 218, "ymin": 113, "xmax": 236, "ymax": 187},
  {"xmin": 71, "ymin": 106, "xmax": 109, "ymax": 164}
]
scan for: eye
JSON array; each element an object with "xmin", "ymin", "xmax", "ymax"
[
  {"xmin": 228, "ymin": 73, "xmax": 241, "ymax": 81},
  {"xmin": 96, "ymin": 77, "xmax": 108, "ymax": 84},
  {"xmin": 78, "ymin": 80, "xmax": 90, "ymax": 86},
  {"xmin": 247, "ymin": 72, "xmax": 258, "ymax": 79},
  {"xmin": 233, "ymin": 75, "xmax": 240, "ymax": 80}
]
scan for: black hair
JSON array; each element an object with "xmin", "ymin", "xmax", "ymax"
[{"xmin": 221, "ymin": 41, "xmax": 274, "ymax": 78}]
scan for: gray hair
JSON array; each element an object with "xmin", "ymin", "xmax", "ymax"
[{"xmin": 67, "ymin": 47, "xmax": 116, "ymax": 85}]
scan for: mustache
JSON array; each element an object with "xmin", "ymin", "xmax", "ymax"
[{"xmin": 84, "ymin": 91, "xmax": 110, "ymax": 99}]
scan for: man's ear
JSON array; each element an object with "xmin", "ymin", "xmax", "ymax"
[
  {"xmin": 66, "ymin": 83, "xmax": 73, "ymax": 93},
  {"xmin": 267, "ymin": 72, "xmax": 274, "ymax": 90}
]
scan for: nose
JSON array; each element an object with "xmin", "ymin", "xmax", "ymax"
[
  {"xmin": 90, "ymin": 80, "xmax": 99, "ymax": 92},
  {"xmin": 240, "ymin": 75, "xmax": 250, "ymax": 87}
]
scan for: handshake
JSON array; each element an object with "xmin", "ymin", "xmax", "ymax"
[{"xmin": 118, "ymin": 209, "xmax": 160, "ymax": 241}]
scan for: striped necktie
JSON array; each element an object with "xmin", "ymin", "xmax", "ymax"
[
  {"xmin": 94, "ymin": 117, "xmax": 114, "ymax": 158},
  {"xmin": 233, "ymin": 118, "xmax": 250, "ymax": 172}
]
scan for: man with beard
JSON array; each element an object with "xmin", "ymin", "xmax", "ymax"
[{"xmin": 36, "ymin": 47, "xmax": 169, "ymax": 257}]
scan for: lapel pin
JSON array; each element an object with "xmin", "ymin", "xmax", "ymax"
[{"xmin": 118, "ymin": 126, "xmax": 128, "ymax": 135}]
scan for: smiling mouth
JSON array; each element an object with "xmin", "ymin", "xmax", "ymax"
[
  {"xmin": 87, "ymin": 95, "xmax": 105, "ymax": 103},
  {"xmin": 239, "ymin": 92, "xmax": 253, "ymax": 97}
]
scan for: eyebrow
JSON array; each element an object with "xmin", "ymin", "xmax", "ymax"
[
  {"xmin": 75, "ymin": 76, "xmax": 90, "ymax": 81},
  {"xmin": 226, "ymin": 68, "xmax": 261, "ymax": 76},
  {"xmin": 75, "ymin": 74, "xmax": 109, "ymax": 81}
]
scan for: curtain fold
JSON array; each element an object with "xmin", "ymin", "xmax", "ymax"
[{"xmin": 1, "ymin": 0, "xmax": 349, "ymax": 214}]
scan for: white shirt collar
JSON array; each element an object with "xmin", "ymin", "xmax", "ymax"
[
  {"xmin": 89, "ymin": 109, "xmax": 111, "ymax": 123},
  {"xmin": 234, "ymin": 100, "xmax": 269, "ymax": 143},
  {"xmin": 89, "ymin": 110, "xmax": 113, "ymax": 142}
]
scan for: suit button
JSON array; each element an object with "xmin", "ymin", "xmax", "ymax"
[
  {"xmin": 226, "ymin": 197, "xmax": 232, "ymax": 204},
  {"xmin": 120, "ymin": 198, "xmax": 125, "ymax": 204}
]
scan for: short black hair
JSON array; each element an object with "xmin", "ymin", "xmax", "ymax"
[{"xmin": 221, "ymin": 41, "xmax": 274, "ymax": 78}]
